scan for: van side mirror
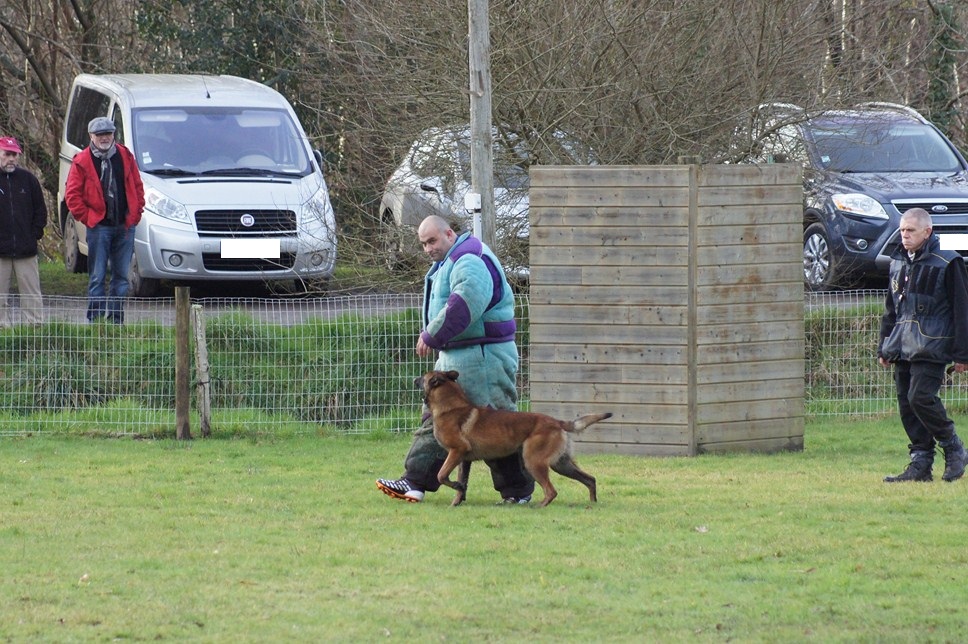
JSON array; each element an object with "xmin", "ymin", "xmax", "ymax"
[{"xmin": 314, "ymin": 149, "xmax": 324, "ymax": 173}]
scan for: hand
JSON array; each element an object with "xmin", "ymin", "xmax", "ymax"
[
  {"xmin": 416, "ymin": 336, "xmax": 431, "ymax": 358},
  {"xmin": 954, "ymin": 363, "xmax": 968, "ymax": 374},
  {"xmin": 877, "ymin": 356, "xmax": 891, "ymax": 368}
]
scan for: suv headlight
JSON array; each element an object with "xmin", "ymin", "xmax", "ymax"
[
  {"xmin": 144, "ymin": 186, "xmax": 190, "ymax": 223},
  {"xmin": 830, "ymin": 193, "xmax": 888, "ymax": 219}
]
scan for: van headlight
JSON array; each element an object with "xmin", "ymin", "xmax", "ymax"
[
  {"xmin": 144, "ymin": 186, "xmax": 190, "ymax": 223},
  {"xmin": 830, "ymin": 193, "xmax": 888, "ymax": 219}
]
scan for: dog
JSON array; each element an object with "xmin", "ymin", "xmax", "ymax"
[{"xmin": 416, "ymin": 370, "xmax": 611, "ymax": 507}]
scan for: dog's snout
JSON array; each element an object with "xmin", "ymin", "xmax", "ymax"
[{"xmin": 414, "ymin": 375, "xmax": 425, "ymax": 389}]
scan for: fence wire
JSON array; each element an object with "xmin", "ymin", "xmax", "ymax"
[{"xmin": 1, "ymin": 290, "xmax": 966, "ymax": 437}]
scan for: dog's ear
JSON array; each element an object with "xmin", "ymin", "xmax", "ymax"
[
  {"xmin": 446, "ymin": 370, "xmax": 459, "ymax": 381},
  {"xmin": 428, "ymin": 373, "xmax": 446, "ymax": 389}
]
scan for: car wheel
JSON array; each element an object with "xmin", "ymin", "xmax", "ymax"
[
  {"xmin": 128, "ymin": 252, "xmax": 159, "ymax": 297},
  {"xmin": 63, "ymin": 218, "xmax": 87, "ymax": 273},
  {"xmin": 803, "ymin": 223, "xmax": 840, "ymax": 291}
]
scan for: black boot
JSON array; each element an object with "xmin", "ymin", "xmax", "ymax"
[
  {"xmin": 884, "ymin": 450, "xmax": 934, "ymax": 482},
  {"xmin": 939, "ymin": 434, "xmax": 967, "ymax": 482}
]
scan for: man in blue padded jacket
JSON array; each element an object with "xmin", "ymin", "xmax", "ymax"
[{"xmin": 377, "ymin": 215, "xmax": 534, "ymax": 503}]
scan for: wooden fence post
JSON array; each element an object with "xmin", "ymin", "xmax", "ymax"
[
  {"xmin": 175, "ymin": 286, "xmax": 192, "ymax": 440},
  {"xmin": 191, "ymin": 303, "xmax": 212, "ymax": 437}
]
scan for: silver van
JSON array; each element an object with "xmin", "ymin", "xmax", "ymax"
[{"xmin": 57, "ymin": 74, "xmax": 337, "ymax": 295}]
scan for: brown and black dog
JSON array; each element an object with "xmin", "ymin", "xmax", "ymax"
[{"xmin": 416, "ymin": 370, "xmax": 611, "ymax": 507}]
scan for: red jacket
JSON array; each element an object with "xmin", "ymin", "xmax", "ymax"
[{"xmin": 65, "ymin": 144, "xmax": 145, "ymax": 229}]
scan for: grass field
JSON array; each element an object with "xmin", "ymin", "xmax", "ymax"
[{"xmin": 3, "ymin": 416, "xmax": 968, "ymax": 642}]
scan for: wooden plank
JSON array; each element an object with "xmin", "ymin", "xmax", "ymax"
[
  {"xmin": 529, "ymin": 304, "xmax": 692, "ymax": 328},
  {"xmin": 697, "ymin": 378, "xmax": 804, "ymax": 404},
  {"xmin": 530, "ymin": 225, "xmax": 689, "ymax": 247},
  {"xmin": 699, "ymin": 435, "xmax": 804, "ymax": 454},
  {"xmin": 698, "ymin": 300, "xmax": 802, "ymax": 324},
  {"xmin": 530, "ymin": 244, "xmax": 691, "ymax": 268},
  {"xmin": 697, "ymin": 340, "xmax": 804, "ymax": 363},
  {"xmin": 530, "ymin": 343, "xmax": 687, "ymax": 366},
  {"xmin": 573, "ymin": 441, "xmax": 691, "ymax": 457},
  {"xmin": 531, "ymin": 323, "xmax": 688, "ymax": 346},
  {"xmin": 530, "ymin": 187, "xmax": 690, "ymax": 209},
  {"xmin": 532, "ymin": 207, "xmax": 689, "ymax": 228},
  {"xmin": 529, "ymin": 284, "xmax": 690, "ymax": 306},
  {"xmin": 697, "ymin": 281, "xmax": 803, "ymax": 306},
  {"xmin": 697, "ymin": 185, "xmax": 803, "ymax": 207},
  {"xmin": 696, "ymin": 320, "xmax": 804, "ymax": 344},
  {"xmin": 697, "ymin": 417, "xmax": 805, "ymax": 443},
  {"xmin": 696, "ymin": 204, "xmax": 804, "ymax": 226},
  {"xmin": 574, "ymin": 422, "xmax": 690, "ymax": 444},
  {"xmin": 696, "ymin": 221, "xmax": 801, "ymax": 246},
  {"xmin": 696, "ymin": 262, "xmax": 802, "ymax": 287},
  {"xmin": 698, "ymin": 163, "xmax": 802, "ymax": 188},
  {"xmin": 531, "ymin": 381, "xmax": 689, "ymax": 406},
  {"xmin": 578, "ymin": 265, "xmax": 689, "ymax": 287},
  {"xmin": 530, "ymin": 360, "xmax": 688, "ymax": 385},
  {"xmin": 696, "ymin": 397, "xmax": 804, "ymax": 424},
  {"xmin": 530, "ymin": 401, "xmax": 690, "ymax": 425},
  {"xmin": 531, "ymin": 165, "xmax": 689, "ymax": 188},
  {"xmin": 700, "ymin": 243, "xmax": 801, "ymax": 266},
  {"xmin": 695, "ymin": 358, "xmax": 804, "ymax": 384}
]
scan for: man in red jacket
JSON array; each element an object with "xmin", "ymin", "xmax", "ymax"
[{"xmin": 65, "ymin": 117, "xmax": 145, "ymax": 323}]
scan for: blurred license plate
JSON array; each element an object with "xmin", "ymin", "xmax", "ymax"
[
  {"xmin": 939, "ymin": 234, "xmax": 968, "ymax": 251},
  {"xmin": 221, "ymin": 239, "xmax": 281, "ymax": 259}
]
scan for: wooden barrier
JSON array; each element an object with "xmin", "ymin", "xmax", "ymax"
[{"xmin": 528, "ymin": 163, "xmax": 804, "ymax": 455}]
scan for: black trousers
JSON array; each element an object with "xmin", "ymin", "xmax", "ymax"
[{"xmin": 894, "ymin": 360, "xmax": 956, "ymax": 453}]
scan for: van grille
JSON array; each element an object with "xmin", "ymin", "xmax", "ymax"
[
  {"xmin": 202, "ymin": 253, "xmax": 296, "ymax": 272},
  {"xmin": 195, "ymin": 209, "xmax": 297, "ymax": 236}
]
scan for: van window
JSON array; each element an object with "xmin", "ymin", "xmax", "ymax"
[
  {"xmin": 66, "ymin": 86, "xmax": 111, "ymax": 148},
  {"xmin": 132, "ymin": 107, "xmax": 312, "ymax": 176},
  {"xmin": 110, "ymin": 105, "xmax": 125, "ymax": 145}
]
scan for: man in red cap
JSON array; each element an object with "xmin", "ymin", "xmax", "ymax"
[{"xmin": 0, "ymin": 136, "xmax": 47, "ymax": 325}]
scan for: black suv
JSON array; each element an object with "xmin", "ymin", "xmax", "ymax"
[{"xmin": 747, "ymin": 102, "xmax": 968, "ymax": 290}]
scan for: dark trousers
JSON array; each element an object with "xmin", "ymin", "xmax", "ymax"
[{"xmin": 894, "ymin": 360, "xmax": 956, "ymax": 452}]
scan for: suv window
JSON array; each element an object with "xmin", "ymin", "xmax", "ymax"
[
  {"xmin": 66, "ymin": 86, "xmax": 111, "ymax": 148},
  {"xmin": 807, "ymin": 120, "xmax": 962, "ymax": 173}
]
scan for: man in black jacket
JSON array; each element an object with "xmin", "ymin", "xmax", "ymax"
[
  {"xmin": 0, "ymin": 136, "xmax": 46, "ymax": 325},
  {"xmin": 878, "ymin": 207, "xmax": 968, "ymax": 482}
]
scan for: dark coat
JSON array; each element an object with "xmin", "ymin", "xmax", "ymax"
[{"xmin": 0, "ymin": 167, "xmax": 47, "ymax": 258}]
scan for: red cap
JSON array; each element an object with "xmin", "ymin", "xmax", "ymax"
[{"xmin": 0, "ymin": 137, "xmax": 22, "ymax": 154}]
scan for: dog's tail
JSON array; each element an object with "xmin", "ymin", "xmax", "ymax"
[{"xmin": 566, "ymin": 412, "xmax": 612, "ymax": 433}]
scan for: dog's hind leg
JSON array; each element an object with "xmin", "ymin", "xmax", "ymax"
[
  {"xmin": 451, "ymin": 460, "xmax": 471, "ymax": 506},
  {"xmin": 524, "ymin": 461, "xmax": 558, "ymax": 507},
  {"xmin": 551, "ymin": 454, "xmax": 597, "ymax": 503}
]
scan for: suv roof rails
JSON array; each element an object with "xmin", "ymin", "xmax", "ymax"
[
  {"xmin": 756, "ymin": 102, "xmax": 805, "ymax": 116},
  {"xmin": 853, "ymin": 102, "xmax": 928, "ymax": 122}
]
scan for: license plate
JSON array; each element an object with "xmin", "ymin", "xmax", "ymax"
[
  {"xmin": 220, "ymin": 239, "xmax": 281, "ymax": 259},
  {"xmin": 939, "ymin": 234, "xmax": 968, "ymax": 251}
]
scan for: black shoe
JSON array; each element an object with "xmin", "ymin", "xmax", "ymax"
[
  {"xmin": 884, "ymin": 452, "xmax": 933, "ymax": 483},
  {"xmin": 940, "ymin": 436, "xmax": 967, "ymax": 482}
]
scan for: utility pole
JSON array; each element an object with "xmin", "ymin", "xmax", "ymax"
[{"xmin": 467, "ymin": 0, "xmax": 495, "ymax": 248}]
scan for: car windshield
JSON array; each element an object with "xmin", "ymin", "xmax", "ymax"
[
  {"xmin": 132, "ymin": 107, "xmax": 312, "ymax": 176},
  {"xmin": 453, "ymin": 138, "xmax": 530, "ymax": 191},
  {"xmin": 808, "ymin": 119, "xmax": 963, "ymax": 173}
]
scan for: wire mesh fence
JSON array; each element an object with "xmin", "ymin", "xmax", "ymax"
[{"xmin": 2, "ymin": 289, "xmax": 967, "ymax": 437}]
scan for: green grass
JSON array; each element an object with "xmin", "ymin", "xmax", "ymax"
[{"xmin": 3, "ymin": 417, "xmax": 967, "ymax": 642}]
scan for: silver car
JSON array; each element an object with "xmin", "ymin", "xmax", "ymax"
[{"xmin": 379, "ymin": 126, "xmax": 592, "ymax": 281}]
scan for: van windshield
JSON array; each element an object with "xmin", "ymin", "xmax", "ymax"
[{"xmin": 132, "ymin": 107, "xmax": 313, "ymax": 176}]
